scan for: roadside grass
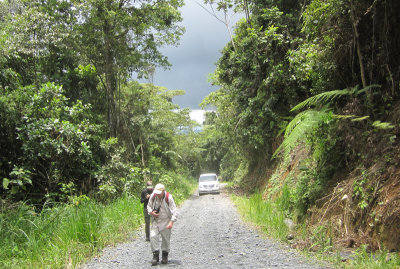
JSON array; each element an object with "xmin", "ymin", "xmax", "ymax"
[
  {"xmin": 0, "ymin": 175, "xmax": 197, "ymax": 269},
  {"xmin": 231, "ymin": 192, "xmax": 400, "ymax": 269},
  {"xmin": 343, "ymin": 246, "xmax": 400, "ymax": 269},
  {"xmin": 231, "ymin": 192, "xmax": 288, "ymax": 241},
  {"xmin": 0, "ymin": 196, "xmax": 142, "ymax": 268}
]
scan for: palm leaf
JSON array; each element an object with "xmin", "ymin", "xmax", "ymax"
[{"xmin": 163, "ymin": 150, "xmax": 182, "ymax": 160}]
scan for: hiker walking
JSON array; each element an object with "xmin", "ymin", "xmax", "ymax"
[
  {"xmin": 140, "ymin": 181, "xmax": 154, "ymax": 241},
  {"xmin": 147, "ymin": 183, "xmax": 178, "ymax": 265}
]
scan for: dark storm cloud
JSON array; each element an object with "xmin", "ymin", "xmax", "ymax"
[{"xmin": 150, "ymin": 0, "xmax": 242, "ymax": 109}]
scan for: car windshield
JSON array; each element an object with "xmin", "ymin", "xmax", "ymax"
[{"xmin": 199, "ymin": 175, "xmax": 217, "ymax": 182}]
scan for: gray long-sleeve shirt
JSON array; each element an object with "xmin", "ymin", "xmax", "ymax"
[{"xmin": 147, "ymin": 192, "xmax": 178, "ymax": 230}]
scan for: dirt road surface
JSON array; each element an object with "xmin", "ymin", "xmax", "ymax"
[{"xmin": 82, "ymin": 186, "xmax": 331, "ymax": 268}]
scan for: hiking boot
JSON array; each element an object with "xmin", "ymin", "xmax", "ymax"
[
  {"xmin": 161, "ymin": 251, "xmax": 168, "ymax": 264},
  {"xmin": 151, "ymin": 251, "xmax": 159, "ymax": 266}
]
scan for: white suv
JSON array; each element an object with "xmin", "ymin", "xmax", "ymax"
[{"xmin": 198, "ymin": 173, "xmax": 220, "ymax": 195}]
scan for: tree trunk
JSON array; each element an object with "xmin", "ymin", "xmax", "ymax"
[
  {"xmin": 350, "ymin": 0, "xmax": 367, "ymax": 89},
  {"xmin": 104, "ymin": 13, "xmax": 117, "ymax": 137},
  {"xmin": 243, "ymin": 0, "xmax": 251, "ymax": 27}
]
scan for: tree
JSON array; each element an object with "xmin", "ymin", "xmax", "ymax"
[
  {"xmin": 76, "ymin": 0, "xmax": 185, "ymax": 137},
  {"xmin": 0, "ymin": 0, "xmax": 77, "ymax": 89},
  {"xmin": 119, "ymin": 82, "xmax": 194, "ymax": 169},
  {"xmin": 1, "ymin": 0, "xmax": 185, "ymax": 137},
  {"xmin": 1, "ymin": 83, "xmax": 104, "ymax": 201},
  {"xmin": 205, "ymin": 3, "xmax": 303, "ymax": 164}
]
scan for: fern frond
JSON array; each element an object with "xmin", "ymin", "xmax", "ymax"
[
  {"xmin": 351, "ymin": 116, "xmax": 370, "ymax": 122},
  {"xmin": 372, "ymin": 121, "xmax": 395, "ymax": 130},
  {"xmin": 290, "ymin": 85, "xmax": 380, "ymax": 112},
  {"xmin": 333, "ymin": 114, "xmax": 370, "ymax": 121},
  {"xmin": 274, "ymin": 85, "xmax": 381, "ymax": 159},
  {"xmin": 291, "ymin": 89, "xmax": 353, "ymax": 112},
  {"xmin": 334, "ymin": 115, "xmax": 355, "ymax": 120},
  {"xmin": 272, "ymin": 109, "xmax": 331, "ymax": 159},
  {"xmin": 355, "ymin": 84, "xmax": 380, "ymax": 95},
  {"xmin": 283, "ymin": 110, "xmax": 311, "ymax": 138}
]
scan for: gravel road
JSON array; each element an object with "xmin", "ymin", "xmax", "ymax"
[{"xmin": 81, "ymin": 185, "xmax": 331, "ymax": 269}]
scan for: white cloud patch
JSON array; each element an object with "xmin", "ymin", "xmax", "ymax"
[{"xmin": 190, "ymin": 109, "xmax": 206, "ymax": 124}]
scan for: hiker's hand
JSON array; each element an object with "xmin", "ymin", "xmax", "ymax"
[
  {"xmin": 146, "ymin": 194, "xmax": 150, "ymax": 199},
  {"xmin": 151, "ymin": 211, "xmax": 159, "ymax": 217},
  {"xmin": 166, "ymin": 221, "xmax": 173, "ymax": 229}
]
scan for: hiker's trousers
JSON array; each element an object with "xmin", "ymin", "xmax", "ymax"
[
  {"xmin": 150, "ymin": 221, "xmax": 171, "ymax": 252},
  {"xmin": 143, "ymin": 208, "xmax": 150, "ymax": 239}
]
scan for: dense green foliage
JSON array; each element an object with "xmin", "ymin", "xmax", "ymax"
[
  {"xmin": 0, "ymin": 2, "xmax": 209, "ymax": 266},
  {"xmin": 201, "ymin": 0, "xmax": 400, "ymax": 253},
  {"xmin": 203, "ymin": 0, "xmax": 400, "ymax": 209},
  {"xmin": 0, "ymin": 0, "xmax": 198, "ymax": 204},
  {"xmin": 1, "ymin": 83, "xmax": 104, "ymax": 201}
]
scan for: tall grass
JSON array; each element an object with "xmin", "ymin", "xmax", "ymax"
[
  {"xmin": 0, "ymin": 196, "xmax": 142, "ymax": 268},
  {"xmin": 231, "ymin": 192, "xmax": 288, "ymax": 241}
]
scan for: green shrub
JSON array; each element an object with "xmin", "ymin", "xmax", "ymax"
[{"xmin": 1, "ymin": 83, "xmax": 105, "ymax": 201}]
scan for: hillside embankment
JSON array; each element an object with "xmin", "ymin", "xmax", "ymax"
[{"xmin": 249, "ymin": 134, "xmax": 400, "ymax": 254}]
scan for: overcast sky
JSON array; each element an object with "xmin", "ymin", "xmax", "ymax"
[{"xmin": 146, "ymin": 0, "xmax": 243, "ymax": 109}]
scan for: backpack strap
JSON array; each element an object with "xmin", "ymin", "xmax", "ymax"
[
  {"xmin": 150, "ymin": 192, "xmax": 169, "ymax": 208},
  {"xmin": 165, "ymin": 192, "xmax": 170, "ymax": 205},
  {"xmin": 149, "ymin": 193, "xmax": 155, "ymax": 208}
]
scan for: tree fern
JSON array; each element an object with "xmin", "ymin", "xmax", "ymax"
[
  {"xmin": 272, "ymin": 109, "xmax": 332, "ymax": 159},
  {"xmin": 274, "ymin": 85, "xmax": 379, "ymax": 159}
]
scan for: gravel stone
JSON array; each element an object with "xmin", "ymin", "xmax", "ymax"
[{"xmin": 81, "ymin": 187, "xmax": 331, "ymax": 269}]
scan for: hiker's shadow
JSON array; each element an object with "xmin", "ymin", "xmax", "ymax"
[{"xmin": 167, "ymin": 259, "xmax": 181, "ymax": 265}]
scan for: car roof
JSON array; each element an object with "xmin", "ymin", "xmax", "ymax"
[{"xmin": 199, "ymin": 173, "xmax": 217, "ymax": 177}]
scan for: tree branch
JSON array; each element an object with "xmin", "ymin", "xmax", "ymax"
[{"xmin": 193, "ymin": 0, "xmax": 236, "ymax": 50}]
